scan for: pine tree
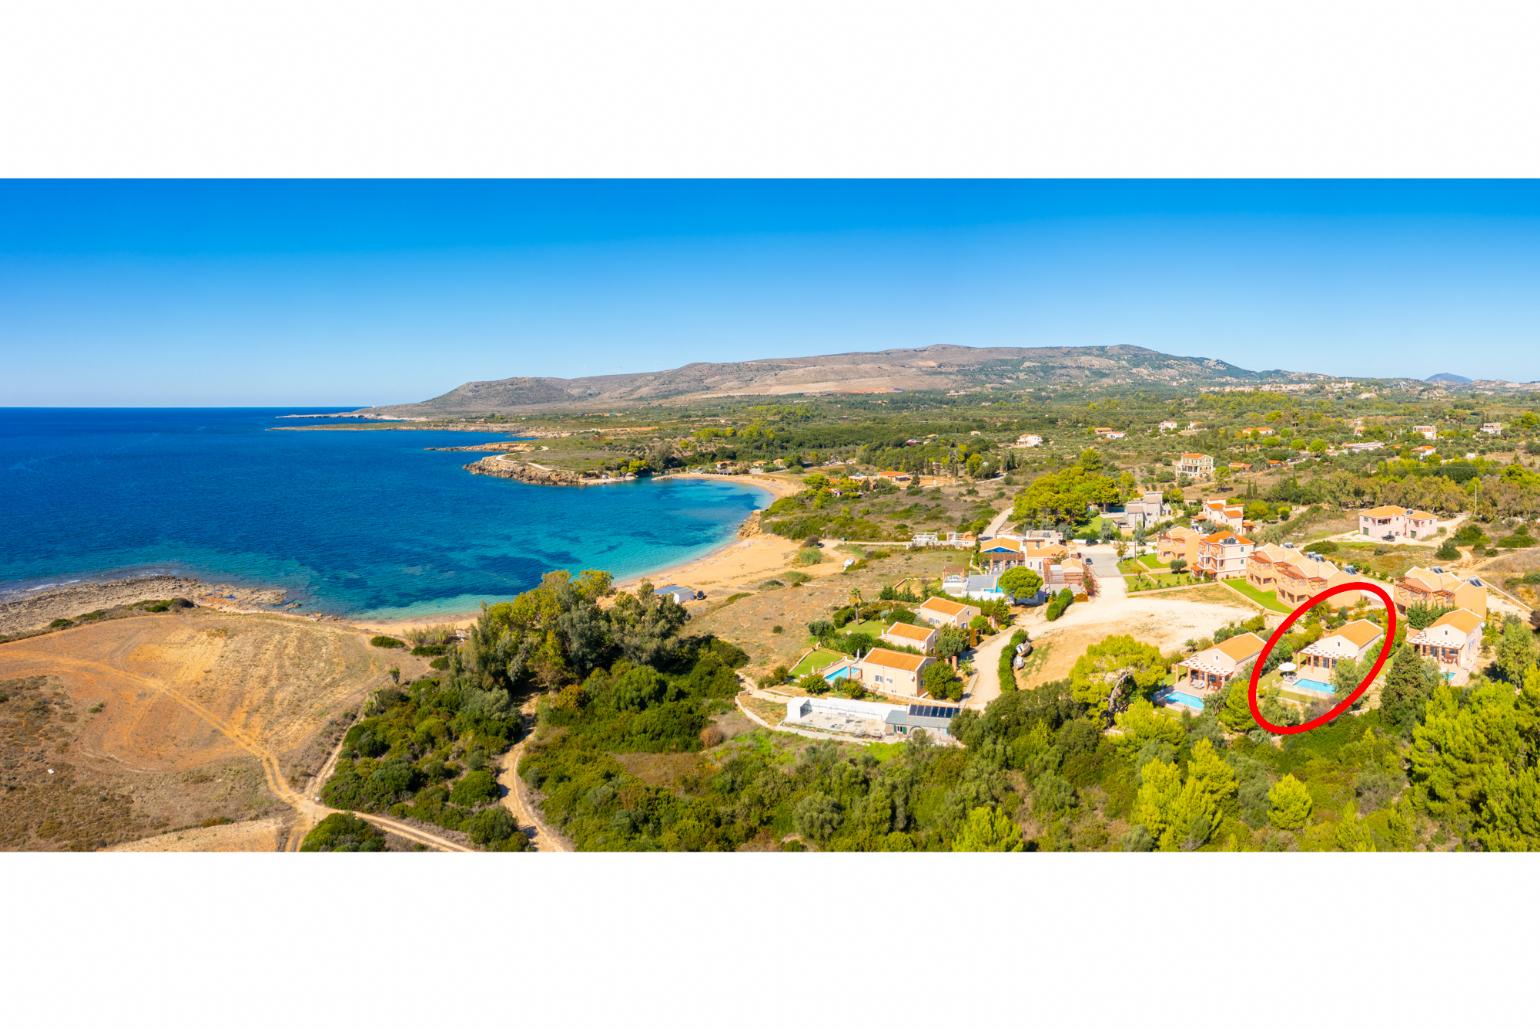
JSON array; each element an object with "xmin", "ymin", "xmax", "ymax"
[{"xmin": 1268, "ymin": 774, "xmax": 1313, "ymax": 830}]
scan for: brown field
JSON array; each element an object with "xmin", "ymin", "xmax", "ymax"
[
  {"xmin": 689, "ymin": 547, "xmax": 960, "ymax": 673},
  {"xmin": 0, "ymin": 608, "xmax": 424, "ymax": 851}
]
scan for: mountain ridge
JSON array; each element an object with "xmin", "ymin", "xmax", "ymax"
[{"xmin": 365, "ymin": 344, "xmax": 1333, "ymax": 416}]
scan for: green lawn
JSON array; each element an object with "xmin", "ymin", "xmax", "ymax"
[
  {"xmin": 1224, "ymin": 578, "xmax": 1294, "ymax": 613},
  {"xmin": 790, "ymin": 647, "xmax": 844, "ymax": 677},
  {"xmin": 1119, "ymin": 553, "xmax": 1168, "ymax": 575},
  {"xmin": 846, "ymin": 619, "xmax": 888, "ymax": 637},
  {"xmin": 1126, "ymin": 573, "xmax": 1199, "ymax": 592}
]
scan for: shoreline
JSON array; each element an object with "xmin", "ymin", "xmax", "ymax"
[
  {"xmin": 0, "ymin": 574, "xmax": 295, "ymax": 639},
  {"xmin": 4, "ymin": 471, "xmax": 808, "ymax": 638}
]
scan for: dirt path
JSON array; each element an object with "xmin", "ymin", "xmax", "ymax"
[
  {"xmin": 1, "ymin": 642, "xmax": 468, "ymax": 853},
  {"xmin": 496, "ymin": 700, "xmax": 571, "ymax": 852}
]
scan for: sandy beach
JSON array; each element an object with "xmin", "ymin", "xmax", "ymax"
[
  {"xmin": 356, "ymin": 471, "xmax": 807, "ymax": 633},
  {"xmin": 4, "ymin": 471, "xmax": 809, "ymax": 640}
]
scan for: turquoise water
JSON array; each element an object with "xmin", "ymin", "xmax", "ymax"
[
  {"xmin": 1162, "ymin": 690, "xmax": 1206, "ymax": 710},
  {"xmin": 1288, "ymin": 677, "xmax": 1336, "ymax": 695},
  {"xmin": 0, "ymin": 408, "xmax": 769, "ymax": 619}
]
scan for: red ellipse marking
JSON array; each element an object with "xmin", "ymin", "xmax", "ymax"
[{"xmin": 1247, "ymin": 580, "xmax": 1397, "ymax": 735}]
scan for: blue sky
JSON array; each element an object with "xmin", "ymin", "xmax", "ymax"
[{"xmin": 2, "ymin": 180, "xmax": 1538, "ymax": 405}]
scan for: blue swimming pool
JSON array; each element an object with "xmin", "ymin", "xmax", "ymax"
[
  {"xmin": 1162, "ymin": 690, "xmax": 1206, "ymax": 710},
  {"xmin": 1287, "ymin": 677, "xmax": 1335, "ymax": 695},
  {"xmin": 824, "ymin": 666, "xmax": 855, "ymax": 683}
]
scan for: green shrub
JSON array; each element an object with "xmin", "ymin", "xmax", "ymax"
[
  {"xmin": 370, "ymin": 635, "xmax": 407, "ymax": 649},
  {"xmin": 1045, "ymin": 589, "xmax": 1074, "ymax": 622},
  {"xmin": 300, "ymin": 813, "xmax": 387, "ymax": 852}
]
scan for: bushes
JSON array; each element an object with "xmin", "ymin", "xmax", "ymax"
[
  {"xmin": 300, "ymin": 813, "xmax": 387, "ymax": 852},
  {"xmin": 1045, "ymin": 589, "xmax": 1074, "ymax": 622},
  {"xmin": 999, "ymin": 630, "xmax": 1028, "ymax": 691},
  {"xmin": 319, "ymin": 675, "xmax": 522, "ymax": 845},
  {"xmin": 370, "ymin": 635, "xmax": 407, "ymax": 649}
]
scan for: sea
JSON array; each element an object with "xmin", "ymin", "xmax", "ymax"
[{"xmin": 0, "ymin": 408, "xmax": 768, "ymax": 619}]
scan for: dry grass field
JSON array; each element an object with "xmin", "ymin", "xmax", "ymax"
[
  {"xmin": 0, "ymin": 608, "xmax": 424, "ymax": 850},
  {"xmin": 689, "ymin": 546, "xmax": 960, "ymax": 673}
]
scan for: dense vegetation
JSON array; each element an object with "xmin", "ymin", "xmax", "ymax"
[{"xmin": 300, "ymin": 813, "xmax": 388, "ymax": 852}]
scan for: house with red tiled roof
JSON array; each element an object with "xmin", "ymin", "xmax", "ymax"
[
  {"xmin": 1196, "ymin": 531, "xmax": 1254, "ymax": 580},
  {"xmin": 1359, "ymin": 505, "xmax": 1438, "ymax": 541},
  {"xmin": 1176, "ymin": 632, "xmax": 1267, "ymax": 693},
  {"xmin": 1409, "ymin": 608, "xmax": 1484, "ymax": 674}
]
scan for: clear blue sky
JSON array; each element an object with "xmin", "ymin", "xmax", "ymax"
[{"xmin": 2, "ymin": 180, "xmax": 1538, "ymax": 405}]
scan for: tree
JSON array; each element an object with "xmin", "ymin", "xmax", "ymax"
[
  {"xmin": 794, "ymin": 793, "xmax": 842, "ymax": 846},
  {"xmin": 934, "ymin": 625, "xmax": 967, "ymax": 661},
  {"xmin": 1169, "ymin": 557, "xmax": 1188, "ymax": 575},
  {"xmin": 922, "ymin": 661, "xmax": 964, "ymax": 701},
  {"xmin": 1379, "ymin": 643, "xmax": 1441, "ymax": 737},
  {"xmin": 1011, "ymin": 463, "xmax": 1122, "ymax": 525},
  {"xmin": 952, "ymin": 805, "xmax": 1026, "ymax": 851},
  {"xmin": 1331, "ymin": 656, "xmax": 1364, "ymax": 703},
  {"xmin": 1187, "ymin": 738, "xmax": 1238, "ymax": 810},
  {"xmin": 998, "ymin": 566, "xmax": 1043, "ymax": 602},
  {"xmin": 1435, "ymin": 539, "xmax": 1460, "ymax": 561},
  {"xmin": 609, "ymin": 581, "xmax": 689, "ymax": 666},
  {"xmin": 1268, "ymin": 774, "xmax": 1313, "ymax": 830},
  {"xmin": 1495, "ymin": 616, "xmax": 1537, "ymax": 684},
  {"xmin": 1132, "ymin": 759, "xmax": 1220, "ymax": 851},
  {"xmin": 1068, "ymin": 635, "xmax": 1168, "ymax": 720}
]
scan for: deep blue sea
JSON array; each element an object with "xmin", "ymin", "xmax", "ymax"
[{"xmin": 0, "ymin": 408, "xmax": 767, "ymax": 619}]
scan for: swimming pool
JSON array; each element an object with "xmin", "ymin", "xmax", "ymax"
[
  {"xmin": 1286, "ymin": 677, "xmax": 1335, "ymax": 695},
  {"xmin": 824, "ymin": 665, "xmax": 855, "ymax": 683},
  {"xmin": 1162, "ymin": 690, "xmax": 1206, "ymax": 710}
]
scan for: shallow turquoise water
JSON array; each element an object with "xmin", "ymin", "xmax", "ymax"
[{"xmin": 0, "ymin": 408, "xmax": 768, "ymax": 619}]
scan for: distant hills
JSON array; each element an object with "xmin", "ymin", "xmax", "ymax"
[
  {"xmin": 1426, "ymin": 372, "xmax": 1473, "ymax": 384},
  {"xmin": 366, "ymin": 344, "xmax": 1330, "ymax": 416}
]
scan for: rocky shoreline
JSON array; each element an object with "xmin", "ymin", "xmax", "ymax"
[
  {"xmin": 0, "ymin": 575, "xmax": 291, "ymax": 639},
  {"xmin": 465, "ymin": 455, "xmax": 638, "ymax": 486}
]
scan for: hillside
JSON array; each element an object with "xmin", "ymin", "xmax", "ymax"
[{"xmin": 366, "ymin": 344, "xmax": 1323, "ymax": 415}]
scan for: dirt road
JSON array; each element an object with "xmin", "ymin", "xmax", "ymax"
[{"xmin": 497, "ymin": 700, "xmax": 571, "ymax": 852}]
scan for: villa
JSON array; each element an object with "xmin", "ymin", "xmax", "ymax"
[
  {"xmin": 1408, "ymin": 608, "xmax": 1485, "ymax": 677},
  {"xmin": 1092, "ymin": 426, "xmax": 1125, "ymax": 439},
  {"xmin": 1102, "ymin": 491, "xmax": 1170, "ymax": 533},
  {"xmin": 1412, "ymin": 444, "xmax": 1437, "ymax": 459},
  {"xmin": 882, "ymin": 621, "xmax": 938, "ymax": 653},
  {"xmin": 1358, "ymin": 504, "xmax": 1438, "ymax": 541},
  {"xmin": 1342, "ymin": 441, "xmax": 1385, "ymax": 453},
  {"xmin": 1043, "ymin": 557, "xmax": 1088, "ymax": 594},
  {"xmin": 1240, "ymin": 426, "xmax": 1275, "ymax": 437},
  {"xmin": 1480, "ymin": 422, "xmax": 1503, "ymax": 436},
  {"xmin": 1294, "ymin": 619, "xmax": 1385, "ymax": 688},
  {"xmin": 878, "ymin": 470, "xmax": 914, "ymax": 485},
  {"xmin": 1245, "ymin": 545, "xmax": 1364, "ymax": 608},
  {"xmin": 1021, "ymin": 529, "xmax": 1065, "ymax": 546},
  {"xmin": 1155, "ymin": 525, "xmax": 1203, "ymax": 568},
  {"xmin": 976, "ymin": 538, "xmax": 1025, "ymax": 573},
  {"xmin": 1196, "ymin": 531, "xmax": 1254, "ymax": 580},
  {"xmin": 942, "ymin": 571, "xmax": 1008, "ymax": 602},
  {"xmin": 855, "ymin": 648, "xmax": 933, "ymax": 698},
  {"xmin": 1158, "ymin": 420, "xmax": 1180, "ymax": 432},
  {"xmin": 1015, "ymin": 433, "xmax": 1044, "ymax": 448},
  {"xmin": 1395, "ymin": 567, "xmax": 1488, "ymax": 617},
  {"xmin": 915, "ymin": 596, "xmax": 981, "ymax": 628},
  {"xmin": 1175, "ymin": 632, "xmax": 1267, "ymax": 693},
  {"xmin": 1413, "ymin": 424, "xmax": 1438, "ymax": 441},
  {"xmin": 1199, "ymin": 499, "xmax": 1246, "ymax": 533},
  {"xmin": 911, "ymin": 530, "xmax": 975, "ymax": 548},
  {"xmin": 1176, "ymin": 452, "xmax": 1214, "ymax": 480}
]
